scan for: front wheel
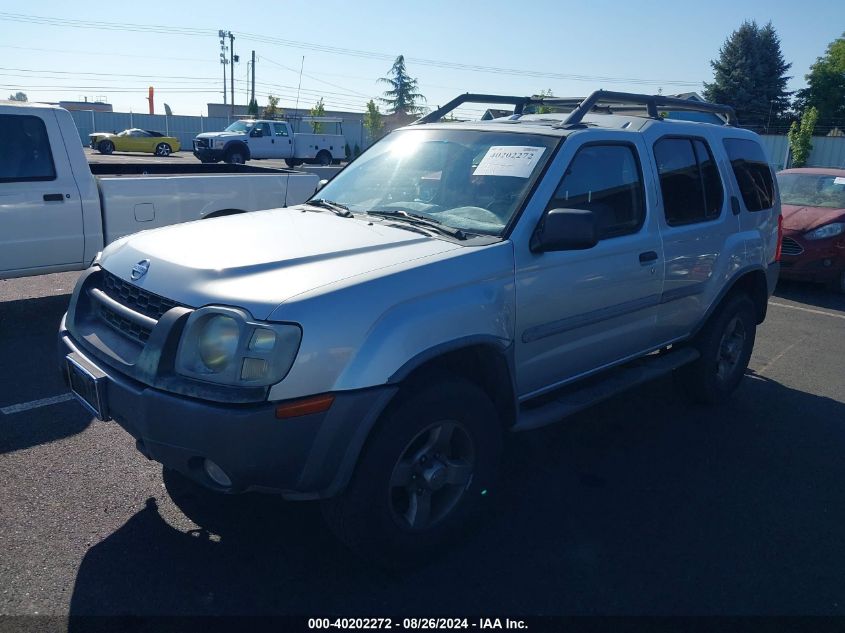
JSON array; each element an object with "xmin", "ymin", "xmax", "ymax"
[
  {"xmin": 225, "ymin": 149, "xmax": 246, "ymax": 164},
  {"xmin": 285, "ymin": 158, "xmax": 303, "ymax": 168},
  {"xmin": 154, "ymin": 142, "xmax": 172, "ymax": 157},
  {"xmin": 321, "ymin": 376, "xmax": 501, "ymax": 567},
  {"xmin": 98, "ymin": 140, "xmax": 114, "ymax": 155},
  {"xmin": 677, "ymin": 293, "xmax": 757, "ymax": 404}
]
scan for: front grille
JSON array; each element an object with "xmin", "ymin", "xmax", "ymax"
[
  {"xmin": 99, "ymin": 304, "xmax": 153, "ymax": 343},
  {"xmin": 194, "ymin": 138, "xmax": 209, "ymax": 150},
  {"xmin": 781, "ymin": 237, "xmax": 804, "ymax": 256},
  {"xmin": 102, "ymin": 271, "xmax": 180, "ymax": 320},
  {"xmin": 92, "ymin": 271, "xmax": 184, "ymax": 344}
]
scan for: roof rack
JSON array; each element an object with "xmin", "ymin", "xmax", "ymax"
[{"xmin": 414, "ymin": 90, "xmax": 738, "ymax": 126}]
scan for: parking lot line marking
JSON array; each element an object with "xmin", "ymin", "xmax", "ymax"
[
  {"xmin": 769, "ymin": 301, "xmax": 845, "ymax": 320},
  {"xmin": 0, "ymin": 393, "xmax": 75, "ymax": 416}
]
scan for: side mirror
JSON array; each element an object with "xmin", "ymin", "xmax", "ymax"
[
  {"xmin": 530, "ymin": 208, "xmax": 598, "ymax": 253},
  {"xmin": 316, "ymin": 178, "xmax": 329, "ymax": 190},
  {"xmin": 249, "ymin": 128, "xmax": 263, "ymax": 138}
]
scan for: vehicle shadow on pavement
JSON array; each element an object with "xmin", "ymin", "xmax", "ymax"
[
  {"xmin": 773, "ymin": 279, "xmax": 845, "ymax": 312},
  {"xmin": 0, "ymin": 293, "xmax": 93, "ymax": 453},
  {"xmin": 68, "ymin": 372, "xmax": 845, "ymax": 617}
]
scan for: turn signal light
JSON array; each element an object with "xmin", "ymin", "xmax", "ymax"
[{"xmin": 275, "ymin": 393, "xmax": 335, "ymax": 419}]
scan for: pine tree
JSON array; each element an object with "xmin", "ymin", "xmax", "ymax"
[
  {"xmin": 247, "ymin": 98, "xmax": 259, "ymax": 116},
  {"xmin": 793, "ymin": 33, "xmax": 845, "ymax": 127},
  {"xmin": 703, "ymin": 21, "xmax": 791, "ymax": 129},
  {"xmin": 379, "ymin": 55, "xmax": 425, "ymax": 114}
]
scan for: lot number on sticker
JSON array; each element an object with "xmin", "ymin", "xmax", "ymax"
[{"xmin": 474, "ymin": 146, "xmax": 546, "ymax": 178}]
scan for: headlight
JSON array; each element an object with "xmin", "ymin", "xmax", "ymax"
[
  {"xmin": 804, "ymin": 222, "xmax": 845, "ymax": 241},
  {"xmin": 176, "ymin": 306, "xmax": 302, "ymax": 386}
]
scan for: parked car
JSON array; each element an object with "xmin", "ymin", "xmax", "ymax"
[
  {"xmin": 90, "ymin": 128, "xmax": 181, "ymax": 156},
  {"xmin": 0, "ymin": 101, "xmax": 320, "ymax": 279},
  {"xmin": 60, "ymin": 91, "xmax": 780, "ymax": 564},
  {"xmin": 193, "ymin": 117, "xmax": 345, "ymax": 166},
  {"xmin": 776, "ymin": 168, "xmax": 845, "ymax": 293}
]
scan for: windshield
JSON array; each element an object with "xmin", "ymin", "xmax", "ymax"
[
  {"xmin": 316, "ymin": 129, "xmax": 559, "ymax": 236},
  {"xmin": 777, "ymin": 173, "xmax": 845, "ymax": 209},
  {"xmin": 224, "ymin": 121, "xmax": 255, "ymax": 133}
]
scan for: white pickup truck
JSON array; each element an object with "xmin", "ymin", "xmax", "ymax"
[
  {"xmin": 0, "ymin": 101, "xmax": 320, "ymax": 280},
  {"xmin": 192, "ymin": 117, "xmax": 346, "ymax": 167}
]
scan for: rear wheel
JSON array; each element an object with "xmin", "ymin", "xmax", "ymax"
[
  {"xmin": 316, "ymin": 150, "xmax": 332, "ymax": 166},
  {"xmin": 154, "ymin": 142, "xmax": 172, "ymax": 157},
  {"xmin": 98, "ymin": 140, "xmax": 114, "ymax": 155},
  {"xmin": 321, "ymin": 376, "xmax": 501, "ymax": 567},
  {"xmin": 678, "ymin": 293, "xmax": 756, "ymax": 404}
]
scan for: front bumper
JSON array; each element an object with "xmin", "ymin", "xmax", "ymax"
[
  {"xmin": 59, "ymin": 320, "xmax": 396, "ymax": 499},
  {"xmin": 192, "ymin": 146, "xmax": 225, "ymax": 162},
  {"xmin": 779, "ymin": 232, "xmax": 845, "ymax": 283}
]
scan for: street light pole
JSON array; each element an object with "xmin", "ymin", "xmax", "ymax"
[{"xmin": 229, "ymin": 31, "xmax": 236, "ymax": 116}]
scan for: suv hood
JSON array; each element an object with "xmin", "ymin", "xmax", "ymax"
[
  {"xmin": 782, "ymin": 204, "xmax": 845, "ymax": 232},
  {"xmin": 99, "ymin": 207, "xmax": 462, "ymax": 320}
]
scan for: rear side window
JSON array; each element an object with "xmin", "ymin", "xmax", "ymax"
[
  {"xmin": 0, "ymin": 114, "xmax": 56, "ymax": 183},
  {"xmin": 546, "ymin": 143, "xmax": 645, "ymax": 239},
  {"xmin": 654, "ymin": 137, "xmax": 724, "ymax": 225},
  {"xmin": 723, "ymin": 138, "xmax": 775, "ymax": 211}
]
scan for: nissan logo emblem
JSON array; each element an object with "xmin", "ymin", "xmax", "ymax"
[{"xmin": 130, "ymin": 259, "xmax": 150, "ymax": 281}]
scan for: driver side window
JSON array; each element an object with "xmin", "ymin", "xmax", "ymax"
[{"xmin": 546, "ymin": 143, "xmax": 646, "ymax": 239}]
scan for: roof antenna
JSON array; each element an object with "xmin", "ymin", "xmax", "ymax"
[{"xmin": 284, "ymin": 55, "xmax": 306, "ymax": 208}]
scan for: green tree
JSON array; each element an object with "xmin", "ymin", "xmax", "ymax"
[
  {"xmin": 793, "ymin": 33, "xmax": 845, "ymax": 126},
  {"xmin": 379, "ymin": 55, "xmax": 425, "ymax": 114},
  {"xmin": 264, "ymin": 95, "xmax": 281, "ymax": 119},
  {"xmin": 787, "ymin": 107, "xmax": 819, "ymax": 167},
  {"xmin": 247, "ymin": 98, "xmax": 259, "ymax": 116},
  {"xmin": 533, "ymin": 89, "xmax": 554, "ymax": 114},
  {"xmin": 8, "ymin": 91, "xmax": 27, "ymax": 102},
  {"xmin": 363, "ymin": 99, "xmax": 384, "ymax": 142},
  {"xmin": 309, "ymin": 97, "xmax": 326, "ymax": 133},
  {"xmin": 703, "ymin": 21, "xmax": 791, "ymax": 129}
]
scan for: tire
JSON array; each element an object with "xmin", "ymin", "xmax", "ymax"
[
  {"xmin": 321, "ymin": 376, "xmax": 502, "ymax": 567},
  {"xmin": 316, "ymin": 150, "xmax": 332, "ymax": 166},
  {"xmin": 285, "ymin": 158, "xmax": 302, "ymax": 168},
  {"xmin": 98, "ymin": 140, "xmax": 114, "ymax": 155},
  {"xmin": 678, "ymin": 293, "xmax": 757, "ymax": 404},
  {"xmin": 154, "ymin": 142, "xmax": 172, "ymax": 157},
  {"xmin": 199, "ymin": 158, "xmax": 218, "ymax": 164},
  {"xmin": 224, "ymin": 148, "xmax": 246, "ymax": 164}
]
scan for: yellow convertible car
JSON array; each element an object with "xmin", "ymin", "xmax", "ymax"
[{"xmin": 89, "ymin": 128, "xmax": 181, "ymax": 156}]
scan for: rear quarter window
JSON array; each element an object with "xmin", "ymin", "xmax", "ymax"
[
  {"xmin": 723, "ymin": 138, "xmax": 775, "ymax": 211},
  {"xmin": 0, "ymin": 114, "xmax": 57, "ymax": 183}
]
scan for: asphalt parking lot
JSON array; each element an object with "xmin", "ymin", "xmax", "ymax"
[{"xmin": 1, "ymin": 273, "xmax": 844, "ymax": 619}]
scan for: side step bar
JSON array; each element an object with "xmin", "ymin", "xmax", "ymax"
[{"xmin": 513, "ymin": 347, "xmax": 700, "ymax": 432}]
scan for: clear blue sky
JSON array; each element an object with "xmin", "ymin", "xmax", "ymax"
[{"xmin": 1, "ymin": 0, "xmax": 841, "ymax": 117}]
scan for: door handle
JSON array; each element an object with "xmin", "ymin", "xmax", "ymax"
[
  {"xmin": 271, "ymin": 139, "xmax": 275, "ymax": 144},
  {"xmin": 43, "ymin": 193, "xmax": 65, "ymax": 202},
  {"xmin": 639, "ymin": 251, "xmax": 658, "ymax": 264}
]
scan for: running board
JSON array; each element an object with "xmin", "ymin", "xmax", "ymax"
[{"xmin": 513, "ymin": 347, "xmax": 700, "ymax": 432}]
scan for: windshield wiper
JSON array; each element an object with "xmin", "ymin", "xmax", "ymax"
[
  {"xmin": 306, "ymin": 199, "xmax": 353, "ymax": 217},
  {"xmin": 367, "ymin": 209, "xmax": 467, "ymax": 240}
]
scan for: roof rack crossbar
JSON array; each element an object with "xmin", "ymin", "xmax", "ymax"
[
  {"xmin": 561, "ymin": 90, "xmax": 737, "ymax": 126},
  {"xmin": 414, "ymin": 94, "xmax": 533, "ymax": 124},
  {"xmin": 413, "ymin": 90, "xmax": 737, "ymax": 126}
]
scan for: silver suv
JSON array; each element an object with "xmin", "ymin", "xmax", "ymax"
[{"xmin": 59, "ymin": 91, "xmax": 781, "ymax": 564}]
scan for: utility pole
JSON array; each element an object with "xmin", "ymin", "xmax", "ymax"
[
  {"xmin": 229, "ymin": 31, "xmax": 236, "ymax": 116},
  {"xmin": 251, "ymin": 50, "xmax": 256, "ymax": 107},
  {"xmin": 219, "ymin": 30, "xmax": 228, "ymax": 106}
]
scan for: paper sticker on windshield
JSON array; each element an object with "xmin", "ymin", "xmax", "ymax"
[
  {"xmin": 834, "ymin": 177, "xmax": 845, "ymax": 185},
  {"xmin": 473, "ymin": 146, "xmax": 546, "ymax": 178}
]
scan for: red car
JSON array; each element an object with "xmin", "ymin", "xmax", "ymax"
[{"xmin": 776, "ymin": 167, "xmax": 845, "ymax": 293}]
